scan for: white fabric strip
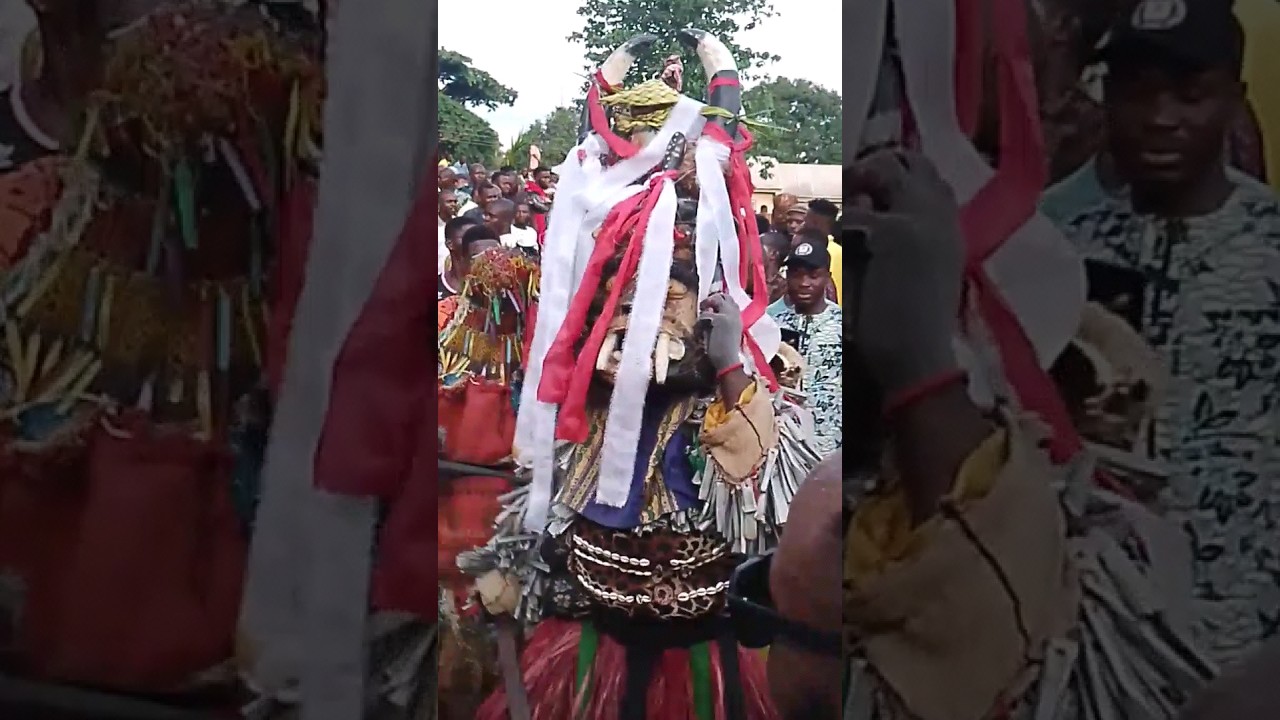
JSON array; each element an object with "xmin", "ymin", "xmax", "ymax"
[
  {"xmin": 694, "ymin": 138, "xmax": 730, "ymax": 304},
  {"xmin": 892, "ymin": 0, "xmax": 1084, "ymax": 373},
  {"xmin": 595, "ymin": 179, "xmax": 678, "ymax": 506},
  {"xmin": 693, "ymin": 138, "xmax": 781, "ymax": 372},
  {"xmin": 520, "ymin": 98, "xmax": 706, "ymax": 529},
  {"xmin": 239, "ymin": 1, "xmax": 434, "ymax": 717},
  {"xmin": 844, "ymin": 0, "xmax": 889, "ymax": 165},
  {"xmin": 517, "ymin": 135, "xmax": 603, "ymax": 531}
]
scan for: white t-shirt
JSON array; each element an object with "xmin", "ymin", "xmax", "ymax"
[
  {"xmin": 503, "ymin": 225, "xmax": 538, "ymax": 249},
  {"xmin": 437, "ymin": 219, "xmax": 448, "ymax": 273}
]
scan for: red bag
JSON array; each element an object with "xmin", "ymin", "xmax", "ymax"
[
  {"xmin": 437, "ymin": 475, "xmax": 512, "ymax": 600},
  {"xmin": 437, "ymin": 379, "xmax": 516, "ymax": 466},
  {"xmin": 9, "ymin": 414, "xmax": 246, "ymax": 692}
]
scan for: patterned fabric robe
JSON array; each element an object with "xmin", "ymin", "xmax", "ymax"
[
  {"xmin": 767, "ymin": 299, "xmax": 843, "ymax": 456},
  {"xmin": 1056, "ymin": 180, "xmax": 1280, "ymax": 665}
]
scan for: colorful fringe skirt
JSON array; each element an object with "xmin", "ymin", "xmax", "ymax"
[{"xmin": 476, "ymin": 617, "xmax": 778, "ymax": 720}]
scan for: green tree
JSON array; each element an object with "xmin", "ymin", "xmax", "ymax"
[
  {"xmin": 504, "ymin": 106, "xmax": 581, "ymax": 169},
  {"xmin": 437, "ymin": 49, "xmax": 517, "ymax": 164},
  {"xmin": 438, "ymin": 49, "xmax": 518, "ymax": 110},
  {"xmin": 439, "ymin": 91, "xmax": 500, "ymax": 165},
  {"xmin": 742, "ymin": 78, "xmax": 841, "ymax": 164},
  {"xmin": 569, "ymin": 0, "xmax": 780, "ymax": 102}
]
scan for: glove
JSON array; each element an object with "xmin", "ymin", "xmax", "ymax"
[
  {"xmin": 844, "ymin": 149, "xmax": 965, "ymax": 406},
  {"xmin": 698, "ymin": 292, "xmax": 744, "ymax": 372}
]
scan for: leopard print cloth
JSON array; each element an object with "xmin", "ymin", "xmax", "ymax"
[{"xmin": 549, "ymin": 518, "xmax": 739, "ymax": 622}]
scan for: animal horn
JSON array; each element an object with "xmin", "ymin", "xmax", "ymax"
[
  {"xmin": 578, "ymin": 33, "xmax": 659, "ymax": 141},
  {"xmin": 676, "ymin": 28, "xmax": 742, "ymax": 137}
]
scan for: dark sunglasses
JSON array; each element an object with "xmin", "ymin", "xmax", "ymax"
[{"xmin": 726, "ymin": 550, "xmax": 842, "ymax": 657}]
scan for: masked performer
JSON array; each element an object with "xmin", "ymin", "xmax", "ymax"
[
  {"xmin": 0, "ymin": 0, "xmax": 321, "ymax": 692},
  {"xmin": 427, "ymin": 245, "xmax": 537, "ymax": 719},
  {"xmin": 836, "ymin": 1, "xmax": 1216, "ymax": 718},
  {"xmin": 456, "ymin": 29, "xmax": 821, "ymax": 720}
]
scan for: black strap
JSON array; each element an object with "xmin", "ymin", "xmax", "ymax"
[
  {"xmin": 726, "ymin": 596, "xmax": 842, "ymax": 657},
  {"xmin": 621, "ymin": 644, "xmax": 660, "ymax": 720},
  {"xmin": 718, "ymin": 632, "xmax": 746, "ymax": 720}
]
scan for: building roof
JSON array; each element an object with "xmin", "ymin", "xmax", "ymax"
[{"xmin": 748, "ymin": 158, "xmax": 841, "ymax": 201}]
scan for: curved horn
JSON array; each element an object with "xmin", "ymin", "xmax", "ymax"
[
  {"xmin": 676, "ymin": 28, "xmax": 741, "ymax": 138},
  {"xmin": 578, "ymin": 33, "xmax": 659, "ymax": 141}
]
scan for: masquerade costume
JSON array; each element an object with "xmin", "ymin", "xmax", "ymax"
[
  {"xmin": 432, "ymin": 247, "xmax": 537, "ymax": 714},
  {"xmin": 0, "ymin": 0, "xmax": 321, "ymax": 693},
  {"xmin": 461, "ymin": 30, "xmax": 821, "ymax": 720},
  {"xmin": 843, "ymin": 0, "xmax": 1214, "ymax": 718}
]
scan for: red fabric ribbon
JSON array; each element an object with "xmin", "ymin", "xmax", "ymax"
[
  {"xmin": 587, "ymin": 83, "xmax": 639, "ymax": 160},
  {"xmin": 552, "ymin": 174, "xmax": 676, "ymax": 443},
  {"xmin": 593, "ymin": 69, "xmax": 618, "ymax": 95},
  {"xmin": 538, "ymin": 191, "xmax": 649, "ymax": 403},
  {"xmin": 313, "ymin": 175, "xmax": 436, "ymax": 497},
  {"xmin": 953, "ymin": 0, "xmax": 1083, "ymax": 464},
  {"xmin": 707, "ymin": 76, "xmax": 739, "ymax": 94},
  {"xmin": 701, "ymin": 123, "xmax": 778, "ymax": 392}
]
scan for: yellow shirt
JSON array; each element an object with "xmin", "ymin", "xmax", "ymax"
[
  {"xmin": 1237, "ymin": 0, "xmax": 1280, "ymax": 188},
  {"xmin": 827, "ymin": 237, "xmax": 843, "ymax": 306}
]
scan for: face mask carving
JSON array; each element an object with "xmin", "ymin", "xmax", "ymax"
[{"xmin": 591, "ymin": 265, "xmax": 714, "ymax": 391}]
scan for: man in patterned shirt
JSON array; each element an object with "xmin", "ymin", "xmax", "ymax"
[
  {"xmin": 1053, "ymin": 0, "xmax": 1280, "ymax": 666},
  {"xmin": 767, "ymin": 234, "xmax": 843, "ymax": 456}
]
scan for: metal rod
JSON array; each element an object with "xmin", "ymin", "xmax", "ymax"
[{"xmin": 439, "ymin": 460, "xmax": 522, "ymax": 481}]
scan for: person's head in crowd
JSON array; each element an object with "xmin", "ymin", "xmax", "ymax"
[
  {"xmin": 785, "ymin": 204, "xmax": 807, "ymax": 237},
  {"xmin": 1100, "ymin": 0, "xmax": 1245, "ymax": 215},
  {"xmin": 783, "ymin": 232, "xmax": 832, "ymax": 315},
  {"xmin": 443, "ymin": 216, "xmax": 480, "ymax": 275},
  {"xmin": 533, "ymin": 166, "xmax": 553, "ymax": 190},
  {"xmin": 514, "ymin": 201, "xmax": 532, "ymax": 229},
  {"xmin": 468, "ymin": 163, "xmax": 488, "ymax": 188},
  {"xmin": 456, "ymin": 223, "xmax": 501, "ymax": 277},
  {"xmin": 492, "ymin": 169, "xmax": 519, "ymax": 198},
  {"xmin": 756, "ymin": 213, "xmax": 771, "ymax": 236},
  {"xmin": 771, "ymin": 193, "xmax": 798, "ymax": 231},
  {"xmin": 438, "ymin": 165, "xmax": 459, "ymax": 192},
  {"xmin": 473, "ymin": 181, "xmax": 501, "ymax": 211},
  {"xmin": 761, "ymin": 231, "xmax": 792, "ymax": 304},
  {"xmin": 438, "ymin": 188, "xmax": 459, "ymax": 221},
  {"xmin": 804, "ymin": 199, "xmax": 839, "ymax": 238},
  {"xmin": 485, "ymin": 198, "xmax": 516, "ymax": 236}
]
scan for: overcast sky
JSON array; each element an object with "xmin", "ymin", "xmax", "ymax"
[{"xmin": 439, "ymin": 2, "xmax": 842, "ymax": 146}]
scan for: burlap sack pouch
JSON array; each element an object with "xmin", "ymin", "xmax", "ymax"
[{"xmin": 847, "ymin": 422, "xmax": 1080, "ymax": 720}]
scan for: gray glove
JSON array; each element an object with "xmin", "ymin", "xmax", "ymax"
[
  {"xmin": 699, "ymin": 292, "xmax": 744, "ymax": 372},
  {"xmin": 844, "ymin": 149, "xmax": 964, "ymax": 402}
]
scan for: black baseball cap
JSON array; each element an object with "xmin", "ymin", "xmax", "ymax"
[
  {"xmin": 784, "ymin": 239, "xmax": 831, "ymax": 271},
  {"xmin": 1095, "ymin": 0, "xmax": 1244, "ymax": 76}
]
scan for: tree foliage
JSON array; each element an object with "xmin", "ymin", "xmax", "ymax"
[
  {"xmin": 742, "ymin": 78, "xmax": 841, "ymax": 164},
  {"xmin": 438, "ymin": 49, "xmax": 518, "ymax": 110},
  {"xmin": 569, "ymin": 0, "xmax": 780, "ymax": 102},
  {"xmin": 437, "ymin": 49, "xmax": 514, "ymax": 165},
  {"xmin": 438, "ymin": 91, "xmax": 500, "ymax": 165},
  {"xmin": 504, "ymin": 106, "xmax": 581, "ymax": 169}
]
